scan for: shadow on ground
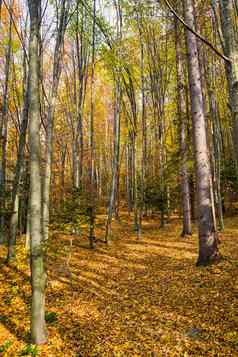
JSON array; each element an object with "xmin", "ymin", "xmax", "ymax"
[{"xmin": 0, "ymin": 215, "xmax": 237, "ymax": 356}]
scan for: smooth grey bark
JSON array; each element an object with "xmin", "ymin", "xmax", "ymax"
[
  {"xmin": 97, "ymin": 150, "xmax": 103, "ymax": 197},
  {"xmin": 28, "ymin": 0, "xmax": 47, "ymax": 344},
  {"xmin": 136, "ymin": 3, "xmax": 147, "ymax": 218},
  {"xmin": 88, "ymin": 0, "xmax": 97, "ymax": 249},
  {"xmin": 0, "ymin": 4, "xmax": 13, "ymax": 243},
  {"xmin": 71, "ymin": 45, "xmax": 81, "ymax": 188},
  {"xmin": 60, "ymin": 143, "xmax": 67, "ymax": 205},
  {"xmin": 70, "ymin": 54, "xmax": 80, "ymax": 188},
  {"xmin": 123, "ymin": 67, "xmax": 141, "ymax": 237},
  {"xmin": 209, "ymin": 4, "xmax": 225, "ymax": 231},
  {"xmin": 209, "ymin": 90, "xmax": 224, "ymax": 230},
  {"xmin": 126, "ymin": 143, "xmax": 133, "ymax": 215},
  {"xmin": 105, "ymin": 78, "xmax": 121, "ymax": 244},
  {"xmin": 196, "ymin": 30, "xmax": 218, "ymax": 232},
  {"xmin": 74, "ymin": 3, "xmax": 89, "ymax": 189},
  {"xmin": 145, "ymin": 23, "xmax": 169, "ymax": 227},
  {"xmin": 42, "ymin": 0, "xmax": 69, "ymax": 243},
  {"xmin": 133, "ymin": 134, "xmax": 141, "ymax": 238},
  {"xmin": 140, "ymin": 41, "xmax": 147, "ymax": 217},
  {"xmin": 175, "ymin": 17, "xmax": 192, "ymax": 237},
  {"xmin": 105, "ymin": 0, "xmax": 122, "ymax": 244},
  {"xmin": 219, "ymin": 0, "xmax": 238, "ymax": 161},
  {"xmin": 183, "ymin": 0, "xmax": 220, "ymax": 266},
  {"xmin": 159, "ymin": 114, "xmax": 165, "ymax": 228},
  {"xmin": 26, "ymin": 206, "xmax": 30, "ymax": 250},
  {"xmin": 7, "ymin": 60, "xmax": 29, "ymax": 262}
]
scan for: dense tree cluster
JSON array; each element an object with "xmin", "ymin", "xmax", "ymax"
[{"xmin": 0, "ymin": 0, "xmax": 237, "ymax": 346}]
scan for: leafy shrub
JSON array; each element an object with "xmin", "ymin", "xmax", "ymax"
[
  {"xmin": 45, "ymin": 311, "xmax": 58, "ymax": 324},
  {"xmin": 52, "ymin": 186, "xmax": 98, "ymax": 233},
  {"xmin": 0, "ymin": 340, "xmax": 12, "ymax": 353},
  {"xmin": 20, "ymin": 344, "xmax": 38, "ymax": 356}
]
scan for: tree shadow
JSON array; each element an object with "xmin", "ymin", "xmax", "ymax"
[
  {"xmin": 0, "ymin": 264, "xmax": 31, "ymax": 344},
  {"xmin": 0, "ymin": 216, "xmax": 237, "ymax": 355},
  {"xmin": 46, "ymin": 247, "xmax": 237, "ymax": 355}
]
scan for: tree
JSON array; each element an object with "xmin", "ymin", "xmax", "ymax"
[
  {"xmin": 28, "ymin": 0, "xmax": 47, "ymax": 344},
  {"xmin": 105, "ymin": 0, "xmax": 122, "ymax": 244},
  {"xmin": 42, "ymin": 0, "xmax": 70, "ymax": 243},
  {"xmin": 174, "ymin": 15, "xmax": 192, "ymax": 237},
  {"xmin": 0, "ymin": 0, "xmax": 13, "ymax": 243},
  {"xmin": 7, "ymin": 51, "xmax": 29, "ymax": 262},
  {"xmin": 218, "ymin": 0, "xmax": 238, "ymax": 161},
  {"xmin": 183, "ymin": 0, "xmax": 220, "ymax": 265}
]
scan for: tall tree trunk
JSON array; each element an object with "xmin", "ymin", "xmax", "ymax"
[
  {"xmin": 42, "ymin": 0, "xmax": 69, "ymax": 243},
  {"xmin": 88, "ymin": 0, "xmax": 96, "ymax": 249},
  {"xmin": 175, "ymin": 17, "xmax": 192, "ymax": 237},
  {"xmin": 74, "ymin": 3, "xmax": 89, "ymax": 189},
  {"xmin": 126, "ymin": 143, "xmax": 133, "ymax": 215},
  {"xmin": 28, "ymin": 0, "xmax": 47, "ymax": 344},
  {"xmin": 105, "ymin": 0, "xmax": 122, "ymax": 244},
  {"xmin": 0, "ymin": 3, "xmax": 13, "ymax": 243},
  {"xmin": 7, "ymin": 73, "xmax": 29, "ymax": 262},
  {"xmin": 123, "ymin": 68, "xmax": 140, "ymax": 236},
  {"xmin": 219, "ymin": 0, "xmax": 238, "ymax": 161},
  {"xmin": 209, "ymin": 89, "xmax": 225, "ymax": 230},
  {"xmin": 137, "ymin": 11, "xmax": 147, "ymax": 231},
  {"xmin": 183, "ymin": 0, "xmax": 220, "ymax": 266},
  {"xmin": 140, "ymin": 41, "xmax": 147, "ymax": 218},
  {"xmin": 159, "ymin": 117, "xmax": 165, "ymax": 228},
  {"xmin": 105, "ymin": 79, "xmax": 121, "ymax": 243},
  {"xmin": 60, "ymin": 144, "xmax": 67, "ymax": 206}
]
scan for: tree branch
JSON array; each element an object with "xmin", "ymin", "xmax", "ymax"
[{"xmin": 162, "ymin": 0, "xmax": 231, "ymax": 63}]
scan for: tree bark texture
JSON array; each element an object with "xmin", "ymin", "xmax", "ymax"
[
  {"xmin": 175, "ymin": 17, "xmax": 192, "ymax": 237},
  {"xmin": 28, "ymin": 0, "xmax": 47, "ymax": 344},
  {"xmin": 183, "ymin": 0, "xmax": 220, "ymax": 266}
]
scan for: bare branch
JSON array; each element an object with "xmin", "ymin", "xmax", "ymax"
[{"xmin": 162, "ymin": 0, "xmax": 231, "ymax": 63}]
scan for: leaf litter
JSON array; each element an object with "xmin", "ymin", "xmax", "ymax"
[{"xmin": 0, "ymin": 215, "xmax": 237, "ymax": 356}]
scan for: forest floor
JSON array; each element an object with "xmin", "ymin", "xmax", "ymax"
[{"xmin": 0, "ymin": 214, "xmax": 237, "ymax": 356}]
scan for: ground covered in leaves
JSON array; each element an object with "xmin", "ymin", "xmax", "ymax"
[{"xmin": 0, "ymin": 215, "xmax": 237, "ymax": 356}]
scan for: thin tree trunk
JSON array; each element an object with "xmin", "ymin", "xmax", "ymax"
[
  {"xmin": 209, "ymin": 90, "xmax": 225, "ymax": 230},
  {"xmin": 126, "ymin": 143, "xmax": 133, "ymax": 215},
  {"xmin": 0, "ymin": 3, "xmax": 13, "ymax": 243},
  {"xmin": 133, "ymin": 134, "xmax": 141, "ymax": 238},
  {"xmin": 219, "ymin": 0, "xmax": 238, "ymax": 161},
  {"xmin": 105, "ymin": 79, "xmax": 121, "ymax": 244},
  {"xmin": 60, "ymin": 144, "xmax": 67, "ymax": 206},
  {"xmin": 26, "ymin": 205, "xmax": 30, "ymax": 250},
  {"xmin": 159, "ymin": 117, "xmax": 165, "ymax": 228},
  {"xmin": 42, "ymin": 0, "xmax": 69, "ymax": 243},
  {"xmin": 175, "ymin": 17, "xmax": 192, "ymax": 237},
  {"xmin": 88, "ymin": 0, "xmax": 96, "ymax": 249},
  {"xmin": 75, "ymin": 3, "xmax": 89, "ymax": 188},
  {"xmin": 136, "ymin": 12, "xmax": 146, "ymax": 232},
  {"xmin": 123, "ymin": 68, "xmax": 140, "ymax": 236},
  {"xmin": 105, "ymin": 0, "xmax": 122, "ymax": 244},
  {"xmin": 7, "ymin": 63, "xmax": 29, "ymax": 262},
  {"xmin": 140, "ymin": 41, "xmax": 147, "ymax": 218}
]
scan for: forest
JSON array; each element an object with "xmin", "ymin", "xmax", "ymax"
[{"xmin": 0, "ymin": 0, "xmax": 237, "ymax": 355}]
